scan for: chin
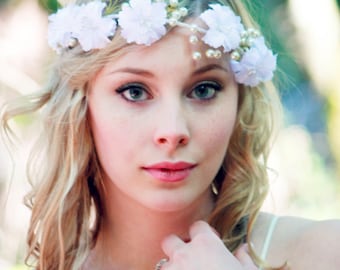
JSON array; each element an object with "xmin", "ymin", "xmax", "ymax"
[{"xmin": 144, "ymin": 191, "xmax": 205, "ymax": 213}]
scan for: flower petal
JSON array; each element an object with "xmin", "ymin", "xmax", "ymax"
[
  {"xmin": 72, "ymin": 1, "xmax": 117, "ymax": 51},
  {"xmin": 200, "ymin": 4, "xmax": 244, "ymax": 52},
  {"xmin": 118, "ymin": 0, "xmax": 167, "ymax": 45},
  {"xmin": 47, "ymin": 4, "xmax": 80, "ymax": 52},
  {"xmin": 231, "ymin": 38, "xmax": 277, "ymax": 86}
]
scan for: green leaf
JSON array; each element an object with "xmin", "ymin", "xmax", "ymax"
[{"xmin": 38, "ymin": 0, "xmax": 61, "ymax": 14}]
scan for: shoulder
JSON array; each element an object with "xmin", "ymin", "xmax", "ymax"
[{"xmin": 251, "ymin": 212, "xmax": 340, "ymax": 270}]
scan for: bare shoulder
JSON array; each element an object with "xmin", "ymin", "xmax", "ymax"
[{"xmin": 252, "ymin": 212, "xmax": 340, "ymax": 269}]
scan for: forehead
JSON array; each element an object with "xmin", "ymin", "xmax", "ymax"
[{"xmin": 101, "ymin": 23, "xmax": 231, "ymax": 75}]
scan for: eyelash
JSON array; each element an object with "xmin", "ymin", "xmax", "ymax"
[
  {"xmin": 189, "ymin": 81, "xmax": 223, "ymax": 100},
  {"xmin": 115, "ymin": 80, "xmax": 223, "ymax": 103},
  {"xmin": 116, "ymin": 83, "xmax": 150, "ymax": 102}
]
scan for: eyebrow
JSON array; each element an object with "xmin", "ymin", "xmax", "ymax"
[
  {"xmin": 108, "ymin": 68, "xmax": 154, "ymax": 77},
  {"xmin": 192, "ymin": 64, "xmax": 230, "ymax": 75},
  {"xmin": 108, "ymin": 64, "xmax": 229, "ymax": 77}
]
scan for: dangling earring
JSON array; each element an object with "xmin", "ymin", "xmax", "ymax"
[{"xmin": 211, "ymin": 182, "xmax": 219, "ymax": 196}]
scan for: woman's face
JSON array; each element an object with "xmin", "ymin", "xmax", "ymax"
[{"xmin": 88, "ymin": 27, "xmax": 239, "ymax": 213}]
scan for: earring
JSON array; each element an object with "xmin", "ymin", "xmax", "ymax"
[{"xmin": 211, "ymin": 182, "xmax": 219, "ymax": 196}]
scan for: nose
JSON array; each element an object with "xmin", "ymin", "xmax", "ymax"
[
  {"xmin": 156, "ymin": 134, "xmax": 189, "ymax": 147},
  {"xmin": 153, "ymin": 104, "xmax": 190, "ymax": 153}
]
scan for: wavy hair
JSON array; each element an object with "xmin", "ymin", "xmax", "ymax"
[{"xmin": 1, "ymin": 0, "xmax": 282, "ymax": 269}]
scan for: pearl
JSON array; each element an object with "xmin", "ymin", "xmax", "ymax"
[
  {"xmin": 231, "ymin": 51, "xmax": 241, "ymax": 61},
  {"xmin": 171, "ymin": 10, "xmax": 181, "ymax": 20},
  {"xmin": 169, "ymin": 0, "xmax": 178, "ymax": 7},
  {"xmin": 241, "ymin": 30, "xmax": 248, "ymax": 38},
  {"xmin": 190, "ymin": 24, "xmax": 199, "ymax": 33},
  {"xmin": 240, "ymin": 37, "xmax": 248, "ymax": 47},
  {"xmin": 68, "ymin": 38, "xmax": 78, "ymax": 48},
  {"xmin": 213, "ymin": 50, "xmax": 222, "ymax": 59},
  {"xmin": 189, "ymin": 35, "xmax": 199, "ymax": 44},
  {"xmin": 192, "ymin": 51, "xmax": 202, "ymax": 60},
  {"xmin": 205, "ymin": 49, "xmax": 215, "ymax": 58},
  {"xmin": 179, "ymin": 7, "xmax": 188, "ymax": 17},
  {"xmin": 168, "ymin": 18, "xmax": 178, "ymax": 26},
  {"xmin": 247, "ymin": 38, "xmax": 255, "ymax": 47},
  {"xmin": 248, "ymin": 28, "xmax": 260, "ymax": 37}
]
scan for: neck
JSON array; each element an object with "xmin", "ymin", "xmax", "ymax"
[{"xmin": 88, "ymin": 180, "xmax": 214, "ymax": 270}]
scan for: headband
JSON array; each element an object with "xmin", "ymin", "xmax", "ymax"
[{"xmin": 47, "ymin": 0, "xmax": 277, "ymax": 87}]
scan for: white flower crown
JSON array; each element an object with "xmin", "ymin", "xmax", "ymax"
[{"xmin": 47, "ymin": 0, "xmax": 277, "ymax": 87}]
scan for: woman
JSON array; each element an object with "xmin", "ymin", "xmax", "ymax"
[{"xmin": 2, "ymin": 0, "xmax": 340, "ymax": 269}]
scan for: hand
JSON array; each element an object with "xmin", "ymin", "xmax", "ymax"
[{"xmin": 161, "ymin": 220, "xmax": 258, "ymax": 270}]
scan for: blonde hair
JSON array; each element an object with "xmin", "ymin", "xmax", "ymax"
[{"xmin": 1, "ymin": 0, "xmax": 282, "ymax": 269}]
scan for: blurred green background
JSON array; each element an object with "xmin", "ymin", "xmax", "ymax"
[{"xmin": 0, "ymin": 0, "xmax": 340, "ymax": 269}]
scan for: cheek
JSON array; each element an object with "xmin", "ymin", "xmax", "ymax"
[
  {"xmin": 92, "ymin": 118, "xmax": 137, "ymax": 155},
  {"xmin": 198, "ymin": 107, "xmax": 237, "ymax": 151},
  {"xmin": 196, "ymin": 106, "xmax": 237, "ymax": 177},
  {"xmin": 89, "ymin": 105, "xmax": 138, "ymax": 164},
  {"xmin": 203, "ymin": 122, "xmax": 234, "ymax": 161}
]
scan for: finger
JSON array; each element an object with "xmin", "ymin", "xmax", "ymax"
[
  {"xmin": 210, "ymin": 225, "xmax": 221, "ymax": 238},
  {"xmin": 189, "ymin": 220, "xmax": 211, "ymax": 238},
  {"xmin": 189, "ymin": 220, "xmax": 219, "ymax": 239},
  {"xmin": 234, "ymin": 244, "xmax": 258, "ymax": 269},
  {"xmin": 162, "ymin": 234, "xmax": 185, "ymax": 258}
]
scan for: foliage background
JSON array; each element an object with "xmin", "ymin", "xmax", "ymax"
[{"xmin": 0, "ymin": 0, "xmax": 339, "ymax": 269}]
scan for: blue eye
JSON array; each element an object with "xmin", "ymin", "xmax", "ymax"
[
  {"xmin": 116, "ymin": 83, "xmax": 150, "ymax": 102},
  {"xmin": 189, "ymin": 81, "xmax": 222, "ymax": 100}
]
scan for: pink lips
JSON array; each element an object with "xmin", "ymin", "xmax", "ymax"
[{"xmin": 142, "ymin": 162, "xmax": 196, "ymax": 182}]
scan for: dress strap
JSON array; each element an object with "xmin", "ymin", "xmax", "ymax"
[{"xmin": 260, "ymin": 215, "xmax": 279, "ymax": 260}]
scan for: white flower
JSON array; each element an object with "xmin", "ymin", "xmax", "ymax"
[
  {"xmin": 47, "ymin": 1, "xmax": 116, "ymax": 53},
  {"xmin": 118, "ymin": 0, "xmax": 167, "ymax": 45},
  {"xmin": 200, "ymin": 4, "xmax": 244, "ymax": 52},
  {"xmin": 230, "ymin": 37, "xmax": 277, "ymax": 87},
  {"xmin": 47, "ymin": 4, "xmax": 80, "ymax": 53},
  {"xmin": 72, "ymin": 1, "xmax": 117, "ymax": 52},
  {"xmin": 46, "ymin": 0, "xmax": 277, "ymax": 87}
]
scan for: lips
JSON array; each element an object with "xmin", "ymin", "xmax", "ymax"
[{"xmin": 142, "ymin": 162, "xmax": 197, "ymax": 182}]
